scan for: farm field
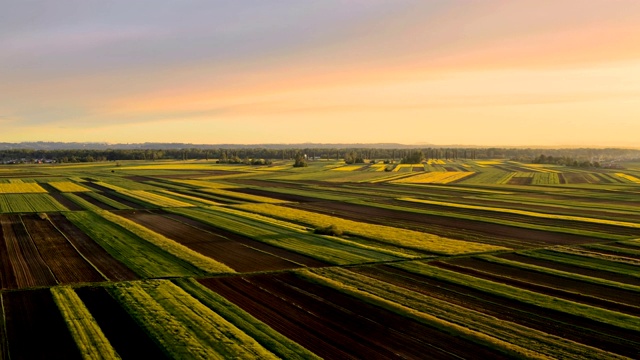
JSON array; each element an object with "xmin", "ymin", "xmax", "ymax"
[{"xmin": 1, "ymin": 159, "xmax": 640, "ymax": 359}]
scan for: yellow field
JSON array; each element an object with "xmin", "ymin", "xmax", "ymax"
[
  {"xmin": 616, "ymin": 173, "xmax": 640, "ymax": 184},
  {"xmin": 393, "ymin": 164, "xmax": 413, "ymax": 172},
  {"xmin": 0, "ymin": 183, "xmax": 47, "ymax": 193},
  {"xmin": 427, "ymin": 159, "xmax": 446, "ymax": 165},
  {"xmin": 48, "ymin": 181, "xmax": 91, "ymax": 192},
  {"xmin": 332, "ymin": 165, "xmax": 366, "ymax": 171},
  {"xmin": 393, "ymin": 172, "xmax": 475, "ymax": 184}
]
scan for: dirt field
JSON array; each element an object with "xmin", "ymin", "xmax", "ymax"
[
  {"xmin": 497, "ymin": 252, "xmax": 640, "ymax": 286},
  {"xmin": 119, "ymin": 210, "xmax": 322, "ymax": 272},
  {"xmin": 49, "ymin": 214, "xmax": 139, "ymax": 281},
  {"xmin": 21, "ymin": 215, "xmax": 105, "ymax": 284},
  {"xmin": 352, "ymin": 265, "xmax": 640, "ymax": 358},
  {"xmin": 200, "ymin": 272, "xmax": 512, "ymax": 359},
  {"xmin": 2, "ymin": 289, "xmax": 81, "ymax": 359},
  {"xmin": 0, "ymin": 214, "xmax": 57, "ymax": 289},
  {"xmin": 435, "ymin": 257, "xmax": 640, "ymax": 315}
]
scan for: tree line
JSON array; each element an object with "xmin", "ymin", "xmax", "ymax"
[{"xmin": 1, "ymin": 147, "xmax": 639, "ymax": 164}]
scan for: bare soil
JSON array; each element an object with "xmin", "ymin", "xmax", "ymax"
[
  {"xmin": 119, "ymin": 210, "xmax": 321, "ymax": 272},
  {"xmin": 2, "ymin": 289, "xmax": 81, "ymax": 359},
  {"xmin": 199, "ymin": 273, "xmax": 512, "ymax": 359},
  {"xmin": 352, "ymin": 265, "xmax": 640, "ymax": 358},
  {"xmin": 436, "ymin": 257, "xmax": 640, "ymax": 315},
  {"xmin": 497, "ymin": 252, "xmax": 640, "ymax": 286},
  {"xmin": 49, "ymin": 214, "xmax": 139, "ymax": 281},
  {"xmin": 0, "ymin": 214, "xmax": 57, "ymax": 289}
]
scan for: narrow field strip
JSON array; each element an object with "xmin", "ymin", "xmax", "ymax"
[
  {"xmin": 305, "ymin": 267, "xmax": 625, "ymax": 360},
  {"xmin": 64, "ymin": 211, "xmax": 202, "ymax": 278},
  {"xmin": 51, "ymin": 287, "xmax": 120, "ymax": 360},
  {"xmin": 392, "ymin": 171, "xmax": 475, "ymax": 184},
  {"xmin": 109, "ymin": 280, "xmax": 278, "ymax": 359},
  {"xmin": 397, "ymin": 261, "xmax": 640, "ymax": 332},
  {"xmin": 0, "ymin": 183, "xmax": 46, "ymax": 193},
  {"xmin": 175, "ymin": 278, "xmax": 320, "ymax": 360},
  {"xmin": 169, "ymin": 207, "xmax": 403, "ymax": 264},
  {"xmin": 233, "ymin": 203, "xmax": 507, "ymax": 255},
  {"xmin": 97, "ymin": 211, "xmax": 234, "ymax": 274},
  {"xmin": 48, "ymin": 182, "xmax": 91, "ymax": 192},
  {"xmin": 400, "ymin": 197, "xmax": 640, "ymax": 229}
]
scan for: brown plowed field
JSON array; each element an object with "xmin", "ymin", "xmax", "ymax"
[
  {"xmin": 161, "ymin": 212, "xmax": 327, "ymax": 268},
  {"xmin": 231, "ymin": 187, "xmax": 319, "ymax": 203},
  {"xmin": 0, "ymin": 214, "xmax": 57, "ymax": 289},
  {"xmin": 435, "ymin": 257, "xmax": 640, "ymax": 315},
  {"xmin": 287, "ymin": 200, "xmax": 597, "ymax": 247},
  {"xmin": 352, "ymin": 265, "xmax": 640, "ymax": 358},
  {"xmin": 497, "ymin": 252, "xmax": 640, "ymax": 286},
  {"xmin": 49, "ymin": 214, "xmax": 139, "ymax": 281},
  {"xmin": 580, "ymin": 246, "xmax": 640, "ymax": 260},
  {"xmin": 21, "ymin": 215, "xmax": 105, "ymax": 284},
  {"xmin": 2, "ymin": 289, "xmax": 81, "ymax": 359},
  {"xmin": 200, "ymin": 273, "xmax": 512, "ymax": 360},
  {"xmin": 119, "ymin": 210, "xmax": 314, "ymax": 272},
  {"xmin": 75, "ymin": 286, "xmax": 169, "ymax": 359},
  {"xmin": 74, "ymin": 192, "xmax": 117, "ymax": 210}
]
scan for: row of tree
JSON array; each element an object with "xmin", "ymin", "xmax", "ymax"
[{"xmin": 1, "ymin": 147, "xmax": 639, "ymax": 164}]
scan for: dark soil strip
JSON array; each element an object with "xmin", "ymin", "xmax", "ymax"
[
  {"xmin": 119, "ymin": 211, "xmax": 308, "ymax": 272},
  {"xmin": 201, "ymin": 274, "xmax": 511, "ymax": 360},
  {"xmin": 497, "ymin": 253, "xmax": 640, "ymax": 286},
  {"xmin": 609, "ymin": 242, "xmax": 640, "ymax": 251},
  {"xmin": 393, "ymin": 200, "xmax": 640, "ymax": 237},
  {"xmin": 161, "ymin": 212, "xmax": 327, "ymax": 268},
  {"xmin": 230, "ymin": 187, "xmax": 322, "ymax": 203},
  {"xmin": 74, "ymin": 192, "xmax": 116, "ymax": 210},
  {"xmin": 0, "ymin": 215, "xmax": 57, "ymax": 289},
  {"xmin": 80, "ymin": 183, "xmax": 149, "ymax": 208},
  {"xmin": 580, "ymin": 246, "xmax": 640, "ymax": 260},
  {"xmin": 75, "ymin": 286, "xmax": 169, "ymax": 360},
  {"xmin": 2, "ymin": 289, "xmax": 81, "ymax": 360},
  {"xmin": 38, "ymin": 183, "xmax": 84, "ymax": 211},
  {"xmin": 21, "ymin": 215, "xmax": 105, "ymax": 284},
  {"xmin": 439, "ymin": 257, "xmax": 640, "ymax": 314},
  {"xmin": 0, "ymin": 296, "xmax": 7, "ymax": 360},
  {"xmin": 48, "ymin": 214, "xmax": 139, "ymax": 281},
  {"xmin": 353, "ymin": 265, "xmax": 640, "ymax": 358},
  {"xmin": 0, "ymin": 220, "xmax": 18, "ymax": 289}
]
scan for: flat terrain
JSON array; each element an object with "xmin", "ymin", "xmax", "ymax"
[{"xmin": 1, "ymin": 158, "xmax": 640, "ymax": 359}]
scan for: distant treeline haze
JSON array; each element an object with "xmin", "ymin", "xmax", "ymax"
[{"xmin": 1, "ymin": 147, "xmax": 639, "ymax": 165}]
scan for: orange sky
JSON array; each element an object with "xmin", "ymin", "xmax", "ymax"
[{"xmin": 2, "ymin": 1, "xmax": 640, "ymax": 146}]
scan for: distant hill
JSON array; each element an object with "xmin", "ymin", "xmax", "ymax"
[{"xmin": 0, "ymin": 142, "xmax": 428, "ymax": 150}]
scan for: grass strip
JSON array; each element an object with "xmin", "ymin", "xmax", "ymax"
[
  {"xmin": 96, "ymin": 211, "xmax": 234, "ymax": 274},
  {"xmin": 51, "ymin": 286, "xmax": 120, "ymax": 360},
  {"xmin": 64, "ymin": 211, "xmax": 200, "ymax": 277},
  {"xmin": 174, "ymin": 278, "xmax": 320, "ymax": 360}
]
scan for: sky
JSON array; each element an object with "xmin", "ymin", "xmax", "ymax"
[{"xmin": 2, "ymin": 1, "xmax": 640, "ymax": 147}]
